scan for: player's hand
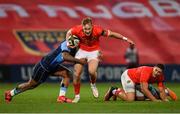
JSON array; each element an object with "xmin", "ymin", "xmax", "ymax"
[
  {"xmin": 153, "ymin": 99, "xmax": 162, "ymax": 102},
  {"xmin": 163, "ymin": 99, "xmax": 169, "ymax": 102},
  {"xmin": 79, "ymin": 58, "xmax": 87, "ymax": 65},
  {"xmin": 128, "ymin": 39, "xmax": 135, "ymax": 46},
  {"xmin": 98, "ymin": 51, "xmax": 103, "ymax": 62}
]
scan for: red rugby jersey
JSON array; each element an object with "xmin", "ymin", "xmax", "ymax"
[
  {"xmin": 127, "ymin": 66, "xmax": 164, "ymax": 87},
  {"xmin": 71, "ymin": 25, "xmax": 108, "ymax": 51}
]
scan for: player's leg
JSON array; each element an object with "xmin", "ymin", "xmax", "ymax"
[
  {"xmin": 87, "ymin": 50, "xmax": 100, "ymax": 98},
  {"xmin": 5, "ymin": 62, "xmax": 46, "ymax": 102},
  {"xmin": 104, "ymin": 87, "xmax": 135, "ymax": 101},
  {"xmin": 148, "ymin": 84, "xmax": 178, "ymax": 101},
  {"xmin": 135, "ymin": 84, "xmax": 178, "ymax": 101},
  {"xmin": 166, "ymin": 88, "xmax": 178, "ymax": 101},
  {"xmin": 72, "ymin": 49, "xmax": 86, "ymax": 103},
  {"xmin": 148, "ymin": 85, "xmax": 178, "ymax": 101},
  {"xmin": 5, "ymin": 79, "xmax": 39, "ymax": 103},
  {"xmin": 72, "ymin": 63, "xmax": 84, "ymax": 103},
  {"xmin": 116, "ymin": 90, "xmax": 135, "ymax": 101},
  {"xmin": 104, "ymin": 70, "xmax": 135, "ymax": 101},
  {"xmin": 104, "ymin": 86, "xmax": 118, "ymax": 101},
  {"xmin": 148, "ymin": 84, "xmax": 160, "ymax": 99},
  {"xmin": 52, "ymin": 65, "xmax": 73, "ymax": 103},
  {"xmin": 88, "ymin": 59, "xmax": 99, "ymax": 98},
  {"xmin": 116, "ymin": 70, "xmax": 135, "ymax": 101}
]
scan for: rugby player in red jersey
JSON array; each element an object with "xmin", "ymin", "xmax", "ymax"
[
  {"xmin": 104, "ymin": 64, "xmax": 175, "ymax": 102},
  {"xmin": 66, "ymin": 17, "xmax": 134, "ymax": 103}
]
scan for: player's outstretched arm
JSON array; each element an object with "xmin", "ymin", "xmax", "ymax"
[
  {"xmin": 158, "ymin": 86, "xmax": 169, "ymax": 102},
  {"xmin": 66, "ymin": 29, "xmax": 72, "ymax": 40},
  {"xmin": 108, "ymin": 30, "xmax": 135, "ymax": 45},
  {"xmin": 140, "ymin": 82, "xmax": 159, "ymax": 102},
  {"xmin": 62, "ymin": 52, "xmax": 86, "ymax": 65}
]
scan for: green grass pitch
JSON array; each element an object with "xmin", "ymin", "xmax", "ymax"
[{"xmin": 0, "ymin": 82, "xmax": 180, "ymax": 113}]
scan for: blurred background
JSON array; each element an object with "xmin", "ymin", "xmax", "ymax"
[{"xmin": 0, "ymin": 0, "xmax": 179, "ymax": 83}]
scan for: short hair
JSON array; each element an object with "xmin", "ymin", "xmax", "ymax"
[
  {"xmin": 81, "ymin": 17, "xmax": 92, "ymax": 25},
  {"xmin": 155, "ymin": 64, "xmax": 165, "ymax": 71}
]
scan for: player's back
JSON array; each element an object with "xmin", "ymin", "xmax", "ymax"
[
  {"xmin": 40, "ymin": 40, "xmax": 76, "ymax": 72},
  {"xmin": 127, "ymin": 66, "xmax": 153, "ymax": 83}
]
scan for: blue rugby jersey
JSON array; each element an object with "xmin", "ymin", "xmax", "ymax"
[{"xmin": 40, "ymin": 40, "xmax": 77, "ymax": 72}]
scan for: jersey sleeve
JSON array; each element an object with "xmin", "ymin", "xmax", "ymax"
[
  {"xmin": 157, "ymin": 82, "xmax": 164, "ymax": 87},
  {"xmin": 61, "ymin": 41, "xmax": 70, "ymax": 52},
  {"xmin": 71, "ymin": 25, "xmax": 80, "ymax": 36},
  {"xmin": 157, "ymin": 75, "xmax": 165, "ymax": 87},
  {"xmin": 95, "ymin": 25, "xmax": 109, "ymax": 37},
  {"xmin": 140, "ymin": 67, "xmax": 151, "ymax": 83}
]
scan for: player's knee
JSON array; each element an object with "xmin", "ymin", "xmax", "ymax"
[
  {"xmin": 126, "ymin": 94, "xmax": 135, "ymax": 101},
  {"xmin": 88, "ymin": 69, "xmax": 96, "ymax": 76},
  {"xmin": 73, "ymin": 74, "xmax": 81, "ymax": 83},
  {"xmin": 74, "ymin": 71, "xmax": 81, "ymax": 77},
  {"xmin": 88, "ymin": 70, "xmax": 96, "ymax": 77}
]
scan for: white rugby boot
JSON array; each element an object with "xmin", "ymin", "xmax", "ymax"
[
  {"xmin": 72, "ymin": 95, "xmax": 80, "ymax": 103},
  {"xmin": 90, "ymin": 83, "xmax": 99, "ymax": 98}
]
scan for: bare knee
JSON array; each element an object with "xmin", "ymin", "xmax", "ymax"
[
  {"xmin": 125, "ymin": 93, "xmax": 135, "ymax": 101},
  {"xmin": 74, "ymin": 72, "xmax": 81, "ymax": 82},
  {"xmin": 74, "ymin": 66, "xmax": 82, "ymax": 77},
  {"xmin": 73, "ymin": 64, "xmax": 83, "ymax": 83},
  {"xmin": 89, "ymin": 70, "xmax": 96, "ymax": 77},
  {"xmin": 88, "ymin": 60, "xmax": 98, "ymax": 77},
  {"xmin": 88, "ymin": 67, "xmax": 97, "ymax": 76}
]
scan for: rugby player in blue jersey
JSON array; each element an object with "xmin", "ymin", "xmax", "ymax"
[{"xmin": 5, "ymin": 35, "xmax": 86, "ymax": 103}]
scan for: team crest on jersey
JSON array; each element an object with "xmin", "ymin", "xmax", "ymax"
[{"xmin": 14, "ymin": 30, "xmax": 67, "ymax": 56}]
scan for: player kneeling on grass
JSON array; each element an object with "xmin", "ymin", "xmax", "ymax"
[
  {"xmin": 104, "ymin": 64, "xmax": 175, "ymax": 102},
  {"xmin": 5, "ymin": 35, "xmax": 86, "ymax": 103},
  {"xmin": 105, "ymin": 84, "xmax": 177, "ymax": 101}
]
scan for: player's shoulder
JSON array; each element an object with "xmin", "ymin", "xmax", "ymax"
[
  {"xmin": 60, "ymin": 40, "xmax": 67, "ymax": 45},
  {"xmin": 141, "ymin": 66, "xmax": 152, "ymax": 69},
  {"xmin": 71, "ymin": 25, "xmax": 82, "ymax": 34},
  {"xmin": 93, "ymin": 25, "xmax": 104, "ymax": 35},
  {"xmin": 60, "ymin": 40, "xmax": 69, "ymax": 49},
  {"xmin": 72, "ymin": 25, "xmax": 82, "ymax": 30},
  {"xmin": 139, "ymin": 66, "xmax": 153, "ymax": 72},
  {"xmin": 93, "ymin": 25, "xmax": 103, "ymax": 29}
]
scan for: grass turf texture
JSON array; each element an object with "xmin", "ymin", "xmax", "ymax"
[{"xmin": 0, "ymin": 83, "xmax": 180, "ymax": 113}]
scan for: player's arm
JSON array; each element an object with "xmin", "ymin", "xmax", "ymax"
[
  {"xmin": 66, "ymin": 29, "xmax": 72, "ymax": 40},
  {"xmin": 140, "ymin": 82, "xmax": 158, "ymax": 101},
  {"xmin": 158, "ymin": 84, "xmax": 168, "ymax": 102},
  {"xmin": 106, "ymin": 30, "xmax": 135, "ymax": 45},
  {"xmin": 62, "ymin": 51, "xmax": 86, "ymax": 65}
]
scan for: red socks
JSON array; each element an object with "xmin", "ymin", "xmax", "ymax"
[{"xmin": 73, "ymin": 83, "xmax": 80, "ymax": 95}]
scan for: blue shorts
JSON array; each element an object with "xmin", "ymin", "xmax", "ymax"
[
  {"xmin": 32, "ymin": 62, "xmax": 72, "ymax": 84},
  {"xmin": 32, "ymin": 62, "xmax": 50, "ymax": 84}
]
